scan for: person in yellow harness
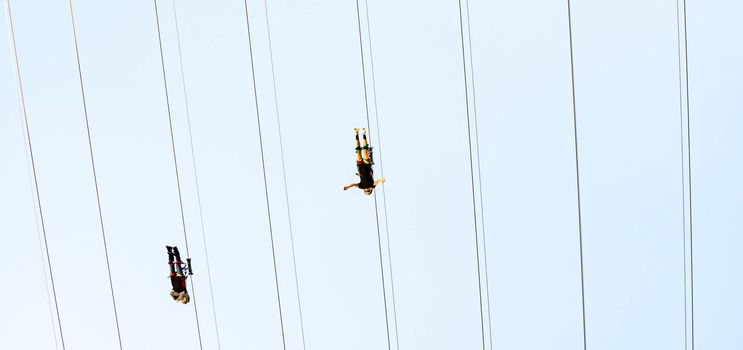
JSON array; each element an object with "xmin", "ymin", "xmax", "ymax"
[{"xmin": 344, "ymin": 128, "xmax": 385, "ymax": 195}]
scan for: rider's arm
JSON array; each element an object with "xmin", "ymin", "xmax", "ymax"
[{"xmin": 344, "ymin": 183, "xmax": 359, "ymax": 191}]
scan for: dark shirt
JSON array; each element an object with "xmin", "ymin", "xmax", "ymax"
[
  {"xmin": 170, "ymin": 274, "xmax": 188, "ymax": 293},
  {"xmin": 357, "ymin": 162, "xmax": 375, "ymax": 189}
]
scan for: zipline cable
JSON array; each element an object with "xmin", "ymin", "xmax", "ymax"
[
  {"xmin": 169, "ymin": 2, "xmax": 223, "ymax": 348},
  {"xmin": 463, "ymin": 1, "xmax": 494, "ymax": 348},
  {"xmin": 457, "ymin": 0, "xmax": 493, "ymax": 348},
  {"xmin": 359, "ymin": 0, "xmax": 400, "ymax": 348},
  {"xmin": 21, "ymin": 129, "xmax": 61, "ymax": 350},
  {"xmin": 353, "ymin": 1, "xmax": 395, "ymax": 349},
  {"xmin": 3, "ymin": 2, "xmax": 66, "ymax": 348},
  {"xmin": 241, "ymin": 1, "xmax": 288, "ymax": 349},
  {"xmin": 152, "ymin": 1, "xmax": 204, "ymax": 348},
  {"xmin": 456, "ymin": 0, "xmax": 488, "ymax": 349},
  {"xmin": 674, "ymin": 0, "xmax": 694, "ymax": 349},
  {"xmin": 683, "ymin": 1, "xmax": 695, "ymax": 348},
  {"xmin": 262, "ymin": 1, "xmax": 308, "ymax": 348},
  {"xmin": 565, "ymin": 1, "xmax": 588, "ymax": 350},
  {"xmin": 67, "ymin": 1, "xmax": 124, "ymax": 348}
]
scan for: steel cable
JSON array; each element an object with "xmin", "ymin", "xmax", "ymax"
[
  {"xmin": 463, "ymin": 1, "xmax": 494, "ymax": 348},
  {"xmin": 169, "ymin": 1, "xmax": 223, "ymax": 348},
  {"xmin": 674, "ymin": 0, "xmax": 694, "ymax": 348},
  {"xmin": 3, "ymin": 2, "xmax": 66, "ymax": 348},
  {"xmin": 241, "ymin": 1, "xmax": 288, "ymax": 349},
  {"xmin": 565, "ymin": 1, "xmax": 589, "ymax": 349},
  {"xmin": 359, "ymin": 0, "xmax": 401, "ymax": 348},
  {"xmin": 457, "ymin": 0, "xmax": 494, "ymax": 348},
  {"xmin": 353, "ymin": 0, "xmax": 396, "ymax": 349},
  {"xmin": 262, "ymin": 0, "xmax": 308, "ymax": 348},
  {"xmin": 456, "ymin": 0, "xmax": 489, "ymax": 349},
  {"xmin": 152, "ymin": 1, "xmax": 204, "ymax": 348},
  {"xmin": 66, "ymin": 1, "xmax": 124, "ymax": 348}
]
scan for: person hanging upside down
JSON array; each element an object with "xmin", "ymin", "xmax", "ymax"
[
  {"xmin": 166, "ymin": 245, "xmax": 192, "ymax": 304},
  {"xmin": 344, "ymin": 128, "xmax": 385, "ymax": 195}
]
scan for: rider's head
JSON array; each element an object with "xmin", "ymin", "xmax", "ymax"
[
  {"xmin": 363, "ymin": 188, "xmax": 374, "ymax": 195},
  {"xmin": 179, "ymin": 292, "xmax": 190, "ymax": 304}
]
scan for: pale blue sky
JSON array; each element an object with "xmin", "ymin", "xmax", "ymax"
[{"xmin": 1, "ymin": 0, "xmax": 741, "ymax": 350}]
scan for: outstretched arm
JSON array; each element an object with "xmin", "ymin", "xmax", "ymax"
[
  {"xmin": 374, "ymin": 178, "xmax": 386, "ymax": 187},
  {"xmin": 344, "ymin": 183, "xmax": 359, "ymax": 191}
]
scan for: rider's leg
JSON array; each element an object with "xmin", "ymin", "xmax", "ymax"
[
  {"xmin": 361, "ymin": 128, "xmax": 371, "ymax": 164},
  {"xmin": 173, "ymin": 246, "xmax": 183, "ymax": 275},
  {"xmin": 167, "ymin": 246, "xmax": 175, "ymax": 275},
  {"xmin": 354, "ymin": 128, "xmax": 363, "ymax": 163}
]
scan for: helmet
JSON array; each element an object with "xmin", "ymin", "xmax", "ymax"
[{"xmin": 363, "ymin": 188, "xmax": 373, "ymax": 195}]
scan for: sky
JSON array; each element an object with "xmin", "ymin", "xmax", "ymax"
[{"xmin": 0, "ymin": 0, "xmax": 741, "ymax": 350}]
